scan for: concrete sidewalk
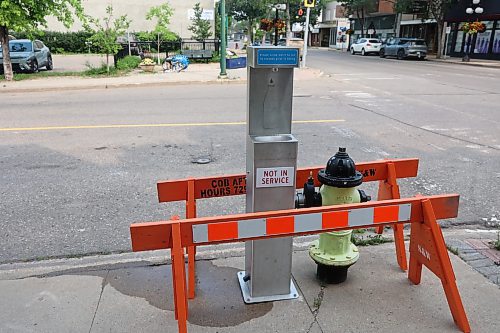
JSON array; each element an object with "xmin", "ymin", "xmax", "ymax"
[
  {"xmin": 0, "ymin": 63, "xmax": 322, "ymax": 94},
  {"xmin": 1, "ymin": 229, "xmax": 499, "ymax": 333},
  {"xmin": 427, "ymin": 56, "xmax": 500, "ymax": 69}
]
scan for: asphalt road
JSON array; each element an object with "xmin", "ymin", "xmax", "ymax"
[{"xmin": 1, "ymin": 50, "xmax": 499, "ymax": 263}]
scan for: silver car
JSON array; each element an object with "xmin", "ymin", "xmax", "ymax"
[
  {"xmin": 0, "ymin": 39, "xmax": 53, "ymax": 73},
  {"xmin": 379, "ymin": 38, "xmax": 427, "ymax": 60}
]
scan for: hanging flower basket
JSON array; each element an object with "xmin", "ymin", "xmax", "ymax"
[
  {"xmin": 259, "ymin": 18, "xmax": 286, "ymax": 32},
  {"xmin": 461, "ymin": 21, "xmax": 486, "ymax": 34},
  {"xmin": 346, "ymin": 29, "xmax": 354, "ymax": 35},
  {"xmin": 260, "ymin": 19, "xmax": 273, "ymax": 32}
]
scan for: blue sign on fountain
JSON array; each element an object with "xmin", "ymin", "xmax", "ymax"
[{"xmin": 257, "ymin": 49, "xmax": 299, "ymax": 66}]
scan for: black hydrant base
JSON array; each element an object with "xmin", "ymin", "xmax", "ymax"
[{"xmin": 316, "ymin": 264, "xmax": 350, "ymax": 284}]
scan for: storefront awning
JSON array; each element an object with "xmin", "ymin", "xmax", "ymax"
[
  {"xmin": 400, "ymin": 19, "xmax": 436, "ymax": 25},
  {"xmin": 317, "ymin": 22, "xmax": 337, "ymax": 29}
]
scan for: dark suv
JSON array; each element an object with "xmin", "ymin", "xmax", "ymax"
[{"xmin": 379, "ymin": 38, "xmax": 428, "ymax": 60}]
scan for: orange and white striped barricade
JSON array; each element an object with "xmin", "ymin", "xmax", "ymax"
[
  {"xmin": 156, "ymin": 158, "xmax": 418, "ymax": 298},
  {"xmin": 130, "ymin": 194, "xmax": 470, "ymax": 333}
]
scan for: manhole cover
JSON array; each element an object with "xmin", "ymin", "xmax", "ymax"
[{"xmin": 193, "ymin": 158, "xmax": 211, "ymax": 164}]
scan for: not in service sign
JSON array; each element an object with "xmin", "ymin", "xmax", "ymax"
[{"xmin": 256, "ymin": 167, "xmax": 295, "ymax": 188}]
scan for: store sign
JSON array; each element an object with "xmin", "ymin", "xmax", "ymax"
[
  {"xmin": 256, "ymin": 167, "xmax": 295, "ymax": 188},
  {"xmin": 412, "ymin": 1, "xmax": 428, "ymax": 14},
  {"xmin": 187, "ymin": 9, "xmax": 214, "ymax": 21}
]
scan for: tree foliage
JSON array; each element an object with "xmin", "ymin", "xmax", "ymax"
[
  {"xmin": 144, "ymin": 3, "xmax": 177, "ymax": 42},
  {"xmin": 392, "ymin": 0, "xmax": 458, "ymax": 58},
  {"xmin": 289, "ymin": 0, "xmax": 326, "ymax": 27},
  {"xmin": 0, "ymin": 0, "xmax": 84, "ymax": 80},
  {"xmin": 339, "ymin": 0, "xmax": 377, "ymax": 38},
  {"xmin": 189, "ymin": 2, "xmax": 213, "ymax": 41},
  {"xmin": 142, "ymin": 3, "xmax": 177, "ymax": 64},
  {"xmin": 226, "ymin": 0, "xmax": 274, "ymax": 42},
  {"xmin": 85, "ymin": 5, "xmax": 130, "ymax": 73}
]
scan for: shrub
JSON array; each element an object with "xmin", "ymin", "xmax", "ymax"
[
  {"xmin": 84, "ymin": 63, "xmax": 119, "ymax": 76},
  {"xmin": 12, "ymin": 31, "xmax": 93, "ymax": 53},
  {"xmin": 116, "ymin": 56, "xmax": 141, "ymax": 70}
]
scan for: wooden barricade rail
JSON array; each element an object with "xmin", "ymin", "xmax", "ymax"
[
  {"xmin": 155, "ymin": 158, "xmax": 419, "ymax": 299},
  {"xmin": 130, "ymin": 194, "xmax": 470, "ymax": 333}
]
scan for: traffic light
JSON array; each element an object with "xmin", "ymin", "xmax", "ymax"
[
  {"xmin": 298, "ymin": 8, "xmax": 304, "ymax": 16},
  {"xmin": 304, "ymin": 0, "xmax": 316, "ymax": 8}
]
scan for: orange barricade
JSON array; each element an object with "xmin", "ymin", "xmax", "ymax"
[
  {"xmin": 156, "ymin": 159, "xmax": 418, "ymax": 298},
  {"xmin": 130, "ymin": 194, "xmax": 470, "ymax": 333}
]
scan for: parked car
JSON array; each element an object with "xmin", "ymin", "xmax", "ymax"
[
  {"xmin": 379, "ymin": 38, "xmax": 427, "ymax": 60},
  {"xmin": 0, "ymin": 39, "xmax": 53, "ymax": 73},
  {"xmin": 350, "ymin": 38, "xmax": 382, "ymax": 56}
]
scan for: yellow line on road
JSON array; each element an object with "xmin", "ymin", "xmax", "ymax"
[{"xmin": 0, "ymin": 119, "xmax": 345, "ymax": 132}]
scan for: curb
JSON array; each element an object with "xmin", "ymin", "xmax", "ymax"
[
  {"xmin": 426, "ymin": 58, "xmax": 500, "ymax": 69},
  {"xmin": 0, "ymin": 236, "xmax": 319, "ymax": 280},
  {"xmin": 0, "ymin": 77, "xmax": 247, "ymax": 94}
]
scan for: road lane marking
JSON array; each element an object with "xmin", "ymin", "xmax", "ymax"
[{"xmin": 0, "ymin": 119, "xmax": 346, "ymax": 132}]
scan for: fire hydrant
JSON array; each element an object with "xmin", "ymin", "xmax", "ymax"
[{"xmin": 296, "ymin": 148, "xmax": 370, "ymax": 284}]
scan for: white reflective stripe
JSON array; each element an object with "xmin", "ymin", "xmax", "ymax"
[
  {"xmin": 295, "ymin": 213, "xmax": 322, "ymax": 233},
  {"xmin": 398, "ymin": 204, "xmax": 412, "ymax": 221},
  {"xmin": 238, "ymin": 218, "xmax": 266, "ymax": 239},
  {"xmin": 192, "ymin": 224, "xmax": 208, "ymax": 243},
  {"xmin": 192, "ymin": 204, "xmax": 412, "ymax": 243},
  {"xmin": 349, "ymin": 207, "xmax": 374, "ymax": 227}
]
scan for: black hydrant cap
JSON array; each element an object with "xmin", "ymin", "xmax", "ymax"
[{"xmin": 317, "ymin": 147, "xmax": 363, "ymax": 188}]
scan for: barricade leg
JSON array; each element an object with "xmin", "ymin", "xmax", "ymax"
[
  {"xmin": 393, "ymin": 223, "xmax": 407, "ymax": 271},
  {"xmin": 376, "ymin": 162, "xmax": 408, "ymax": 271},
  {"xmin": 187, "ymin": 246, "xmax": 196, "ymax": 299},
  {"xmin": 186, "ymin": 179, "xmax": 197, "ymax": 299},
  {"xmin": 408, "ymin": 199, "xmax": 470, "ymax": 333},
  {"xmin": 171, "ymin": 252, "xmax": 179, "ymax": 320},
  {"xmin": 172, "ymin": 223, "xmax": 188, "ymax": 333}
]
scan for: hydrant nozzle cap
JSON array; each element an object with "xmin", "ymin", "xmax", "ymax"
[{"xmin": 317, "ymin": 147, "xmax": 363, "ymax": 188}]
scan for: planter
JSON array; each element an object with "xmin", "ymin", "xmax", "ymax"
[
  {"xmin": 141, "ymin": 65, "xmax": 156, "ymax": 72},
  {"xmin": 226, "ymin": 57, "xmax": 247, "ymax": 69}
]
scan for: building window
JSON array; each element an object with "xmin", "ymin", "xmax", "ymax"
[
  {"xmin": 474, "ymin": 21, "xmax": 494, "ymax": 54},
  {"xmin": 330, "ymin": 27, "xmax": 337, "ymax": 45},
  {"xmin": 493, "ymin": 29, "xmax": 500, "ymax": 53},
  {"xmin": 454, "ymin": 30, "xmax": 464, "ymax": 53}
]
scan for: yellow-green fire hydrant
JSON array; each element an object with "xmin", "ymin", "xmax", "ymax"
[{"xmin": 296, "ymin": 148, "xmax": 370, "ymax": 284}]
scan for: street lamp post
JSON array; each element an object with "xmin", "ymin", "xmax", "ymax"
[
  {"xmin": 348, "ymin": 15, "xmax": 355, "ymax": 51},
  {"xmin": 275, "ymin": 7, "xmax": 279, "ymax": 46},
  {"xmin": 463, "ymin": 0, "xmax": 484, "ymax": 62},
  {"xmin": 219, "ymin": 0, "xmax": 227, "ymax": 77},
  {"xmin": 273, "ymin": 4, "xmax": 286, "ymax": 46}
]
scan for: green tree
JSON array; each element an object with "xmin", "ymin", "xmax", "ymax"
[
  {"xmin": 227, "ymin": 0, "xmax": 274, "ymax": 43},
  {"xmin": 143, "ymin": 3, "xmax": 176, "ymax": 63},
  {"xmin": 189, "ymin": 3, "xmax": 213, "ymax": 41},
  {"xmin": 0, "ymin": 0, "xmax": 84, "ymax": 81},
  {"xmin": 339, "ymin": 0, "xmax": 378, "ymax": 38},
  {"xmin": 85, "ymin": 5, "xmax": 130, "ymax": 73},
  {"xmin": 288, "ymin": 0, "xmax": 326, "ymax": 32},
  {"xmin": 392, "ymin": 0, "xmax": 458, "ymax": 58}
]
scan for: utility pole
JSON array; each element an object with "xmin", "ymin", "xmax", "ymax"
[
  {"xmin": 219, "ymin": 0, "xmax": 227, "ymax": 78},
  {"xmin": 302, "ymin": 7, "xmax": 310, "ymax": 68}
]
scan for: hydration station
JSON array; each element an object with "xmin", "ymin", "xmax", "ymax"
[{"xmin": 238, "ymin": 46, "xmax": 301, "ymax": 303}]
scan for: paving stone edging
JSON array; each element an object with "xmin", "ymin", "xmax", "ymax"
[{"xmin": 446, "ymin": 239, "xmax": 500, "ymax": 286}]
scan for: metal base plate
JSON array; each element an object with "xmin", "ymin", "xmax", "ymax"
[{"xmin": 237, "ymin": 271, "xmax": 299, "ymax": 304}]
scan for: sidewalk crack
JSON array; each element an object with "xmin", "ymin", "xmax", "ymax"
[
  {"xmin": 291, "ymin": 273, "xmax": 325, "ymax": 333},
  {"xmin": 88, "ymin": 269, "xmax": 109, "ymax": 333}
]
